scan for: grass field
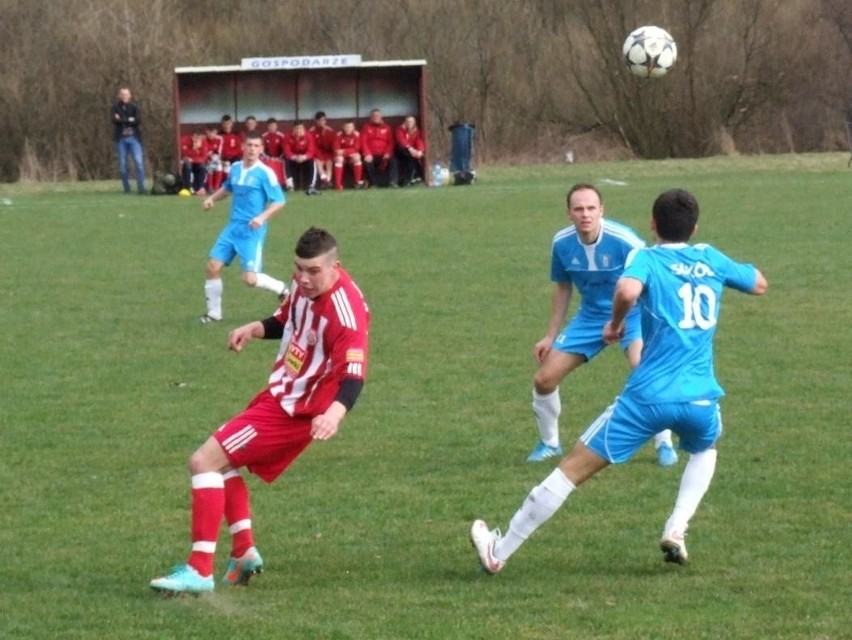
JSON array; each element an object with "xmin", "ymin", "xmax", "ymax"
[{"xmin": 1, "ymin": 154, "xmax": 849, "ymax": 639}]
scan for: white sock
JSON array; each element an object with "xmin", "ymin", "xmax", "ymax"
[
  {"xmin": 204, "ymin": 278, "xmax": 223, "ymax": 319},
  {"xmin": 253, "ymin": 272, "xmax": 287, "ymax": 295},
  {"xmin": 654, "ymin": 429, "xmax": 674, "ymax": 449},
  {"xmin": 494, "ymin": 468, "xmax": 575, "ymax": 562},
  {"xmin": 664, "ymin": 449, "xmax": 717, "ymax": 534},
  {"xmin": 532, "ymin": 388, "xmax": 561, "ymax": 447}
]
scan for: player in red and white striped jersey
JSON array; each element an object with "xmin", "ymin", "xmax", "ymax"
[{"xmin": 150, "ymin": 227, "xmax": 370, "ymax": 595}]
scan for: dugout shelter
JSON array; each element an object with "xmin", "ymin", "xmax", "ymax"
[{"xmin": 173, "ymin": 55, "xmax": 427, "ymax": 170}]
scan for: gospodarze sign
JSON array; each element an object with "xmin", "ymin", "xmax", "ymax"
[{"xmin": 241, "ymin": 55, "xmax": 362, "ymax": 70}]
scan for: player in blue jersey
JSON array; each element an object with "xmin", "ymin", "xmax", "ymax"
[
  {"xmin": 528, "ymin": 184, "xmax": 677, "ymax": 467},
  {"xmin": 199, "ymin": 130, "xmax": 289, "ymax": 323},
  {"xmin": 472, "ymin": 188, "xmax": 767, "ymax": 572}
]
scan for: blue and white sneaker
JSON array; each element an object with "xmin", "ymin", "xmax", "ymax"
[
  {"xmin": 656, "ymin": 443, "xmax": 679, "ymax": 467},
  {"xmin": 526, "ymin": 440, "xmax": 563, "ymax": 462},
  {"xmin": 149, "ymin": 564, "xmax": 214, "ymax": 595},
  {"xmin": 221, "ymin": 547, "xmax": 264, "ymax": 586}
]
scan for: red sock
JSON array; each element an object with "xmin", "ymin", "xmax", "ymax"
[
  {"xmin": 187, "ymin": 472, "xmax": 225, "ymax": 577},
  {"xmin": 224, "ymin": 470, "xmax": 254, "ymax": 558},
  {"xmin": 353, "ymin": 162, "xmax": 363, "ymax": 183},
  {"xmin": 333, "ymin": 164, "xmax": 343, "ymax": 190}
]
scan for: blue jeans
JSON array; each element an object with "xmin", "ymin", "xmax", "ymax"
[{"xmin": 116, "ymin": 136, "xmax": 146, "ymax": 193}]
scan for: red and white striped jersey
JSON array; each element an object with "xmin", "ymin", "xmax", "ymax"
[{"xmin": 267, "ymin": 268, "xmax": 369, "ymax": 417}]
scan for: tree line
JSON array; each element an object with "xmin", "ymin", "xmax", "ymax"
[{"xmin": 0, "ymin": 0, "xmax": 849, "ymax": 182}]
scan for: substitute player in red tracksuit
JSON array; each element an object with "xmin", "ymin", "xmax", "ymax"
[
  {"xmin": 219, "ymin": 116, "xmax": 242, "ymax": 166},
  {"xmin": 150, "ymin": 227, "xmax": 370, "ymax": 595},
  {"xmin": 309, "ymin": 111, "xmax": 336, "ymax": 189},
  {"xmin": 361, "ymin": 108, "xmax": 398, "ymax": 187},
  {"xmin": 332, "ymin": 121, "xmax": 365, "ymax": 190},
  {"xmin": 180, "ymin": 130, "xmax": 211, "ymax": 194},
  {"xmin": 261, "ymin": 119, "xmax": 286, "ymax": 160},
  {"xmin": 261, "ymin": 118, "xmax": 289, "ymax": 189},
  {"xmin": 203, "ymin": 125, "xmax": 224, "ymax": 191},
  {"xmin": 395, "ymin": 115, "xmax": 426, "ymax": 186},
  {"xmin": 284, "ymin": 122, "xmax": 319, "ymax": 194}
]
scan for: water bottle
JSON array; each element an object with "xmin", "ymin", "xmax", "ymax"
[{"xmin": 431, "ymin": 161, "xmax": 443, "ymax": 187}]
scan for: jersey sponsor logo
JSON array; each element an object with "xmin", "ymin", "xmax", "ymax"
[
  {"xmin": 670, "ymin": 261, "xmax": 716, "ymax": 278},
  {"xmin": 345, "ymin": 348, "xmax": 365, "ymax": 362},
  {"xmin": 285, "ymin": 341, "xmax": 306, "ymax": 375}
]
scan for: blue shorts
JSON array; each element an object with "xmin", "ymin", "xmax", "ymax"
[
  {"xmin": 580, "ymin": 395, "xmax": 722, "ymax": 463},
  {"xmin": 209, "ymin": 222, "xmax": 267, "ymax": 273},
  {"xmin": 553, "ymin": 311, "xmax": 641, "ymax": 361}
]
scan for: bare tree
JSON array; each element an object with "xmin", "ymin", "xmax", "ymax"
[{"xmin": 0, "ymin": 0, "xmax": 848, "ymax": 181}]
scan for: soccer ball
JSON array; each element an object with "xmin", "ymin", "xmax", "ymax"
[{"xmin": 622, "ymin": 26, "xmax": 677, "ymax": 78}]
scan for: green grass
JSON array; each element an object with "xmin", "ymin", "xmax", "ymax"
[{"xmin": 1, "ymin": 153, "xmax": 849, "ymax": 639}]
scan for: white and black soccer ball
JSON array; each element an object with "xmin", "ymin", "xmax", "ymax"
[{"xmin": 622, "ymin": 26, "xmax": 677, "ymax": 78}]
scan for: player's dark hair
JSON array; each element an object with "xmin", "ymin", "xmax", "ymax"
[
  {"xmin": 244, "ymin": 130, "xmax": 262, "ymax": 141},
  {"xmin": 566, "ymin": 183, "xmax": 602, "ymax": 207},
  {"xmin": 315, "ymin": 111, "xmax": 326, "ymax": 119},
  {"xmin": 652, "ymin": 189, "xmax": 699, "ymax": 242},
  {"xmin": 296, "ymin": 227, "xmax": 339, "ymax": 259},
  {"xmin": 221, "ymin": 115, "xmax": 232, "ymax": 122},
  {"xmin": 266, "ymin": 117, "xmax": 277, "ymax": 124}
]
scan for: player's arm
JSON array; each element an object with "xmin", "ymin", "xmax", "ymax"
[
  {"xmin": 202, "ymin": 186, "xmax": 231, "ymax": 210},
  {"xmin": 534, "ymin": 282, "xmax": 572, "ymax": 361},
  {"xmin": 227, "ymin": 320, "xmax": 265, "ymax": 353},
  {"xmin": 249, "ymin": 200, "xmax": 285, "ymax": 229},
  {"xmin": 544, "ymin": 282, "xmax": 572, "ymax": 339},
  {"xmin": 714, "ymin": 245, "xmax": 768, "ymax": 296},
  {"xmin": 311, "ymin": 380, "xmax": 362, "ymax": 441},
  {"xmin": 750, "ymin": 269, "xmax": 768, "ymax": 295},
  {"xmin": 312, "ymin": 327, "xmax": 368, "ymax": 441},
  {"xmin": 228, "ymin": 314, "xmax": 287, "ymax": 353},
  {"xmin": 604, "ymin": 277, "xmax": 643, "ymax": 344}
]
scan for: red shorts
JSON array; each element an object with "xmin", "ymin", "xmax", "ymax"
[{"xmin": 214, "ymin": 390, "xmax": 312, "ymax": 483}]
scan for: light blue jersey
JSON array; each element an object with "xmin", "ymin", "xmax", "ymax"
[
  {"xmin": 208, "ymin": 160, "xmax": 285, "ymax": 273},
  {"xmin": 550, "ymin": 219, "xmax": 645, "ymax": 358},
  {"xmin": 621, "ymin": 243, "xmax": 759, "ymax": 404},
  {"xmin": 580, "ymin": 241, "xmax": 759, "ymax": 462},
  {"xmin": 551, "ymin": 219, "xmax": 645, "ymax": 320},
  {"xmin": 224, "ymin": 160, "xmax": 285, "ymax": 225}
]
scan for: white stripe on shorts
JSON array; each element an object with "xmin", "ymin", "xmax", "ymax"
[
  {"xmin": 222, "ymin": 425, "xmax": 257, "ymax": 453},
  {"xmin": 580, "ymin": 401, "xmax": 617, "ymax": 447}
]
